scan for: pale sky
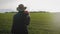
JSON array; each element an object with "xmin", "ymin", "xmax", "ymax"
[{"xmin": 0, "ymin": 0, "xmax": 60, "ymax": 12}]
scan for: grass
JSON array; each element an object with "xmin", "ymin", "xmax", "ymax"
[{"xmin": 0, "ymin": 12, "xmax": 60, "ymax": 34}]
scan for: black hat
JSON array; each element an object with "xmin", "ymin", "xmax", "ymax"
[{"xmin": 18, "ymin": 4, "xmax": 27, "ymax": 9}]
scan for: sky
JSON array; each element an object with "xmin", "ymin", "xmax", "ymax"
[{"xmin": 0, "ymin": 0, "xmax": 60, "ymax": 12}]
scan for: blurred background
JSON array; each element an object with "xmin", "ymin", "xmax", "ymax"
[{"xmin": 0, "ymin": 0, "xmax": 60, "ymax": 34}]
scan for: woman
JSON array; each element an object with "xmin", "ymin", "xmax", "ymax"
[{"xmin": 11, "ymin": 4, "xmax": 30, "ymax": 34}]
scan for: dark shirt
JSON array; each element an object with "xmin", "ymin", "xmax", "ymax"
[{"xmin": 11, "ymin": 12, "xmax": 30, "ymax": 33}]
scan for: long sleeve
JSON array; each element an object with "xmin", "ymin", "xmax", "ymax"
[
  {"xmin": 26, "ymin": 16, "xmax": 30, "ymax": 25},
  {"xmin": 23, "ymin": 15, "xmax": 30, "ymax": 25}
]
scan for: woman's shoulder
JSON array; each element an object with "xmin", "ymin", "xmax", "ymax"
[{"xmin": 23, "ymin": 10, "xmax": 29, "ymax": 15}]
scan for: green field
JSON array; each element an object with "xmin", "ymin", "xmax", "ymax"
[{"xmin": 0, "ymin": 12, "xmax": 60, "ymax": 34}]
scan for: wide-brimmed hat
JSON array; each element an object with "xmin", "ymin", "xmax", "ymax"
[{"xmin": 18, "ymin": 4, "xmax": 27, "ymax": 9}]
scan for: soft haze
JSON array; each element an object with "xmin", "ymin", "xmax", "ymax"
[{"xmin": 0, "ymin": 0, "xmax": 60, "ymax": 12}]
